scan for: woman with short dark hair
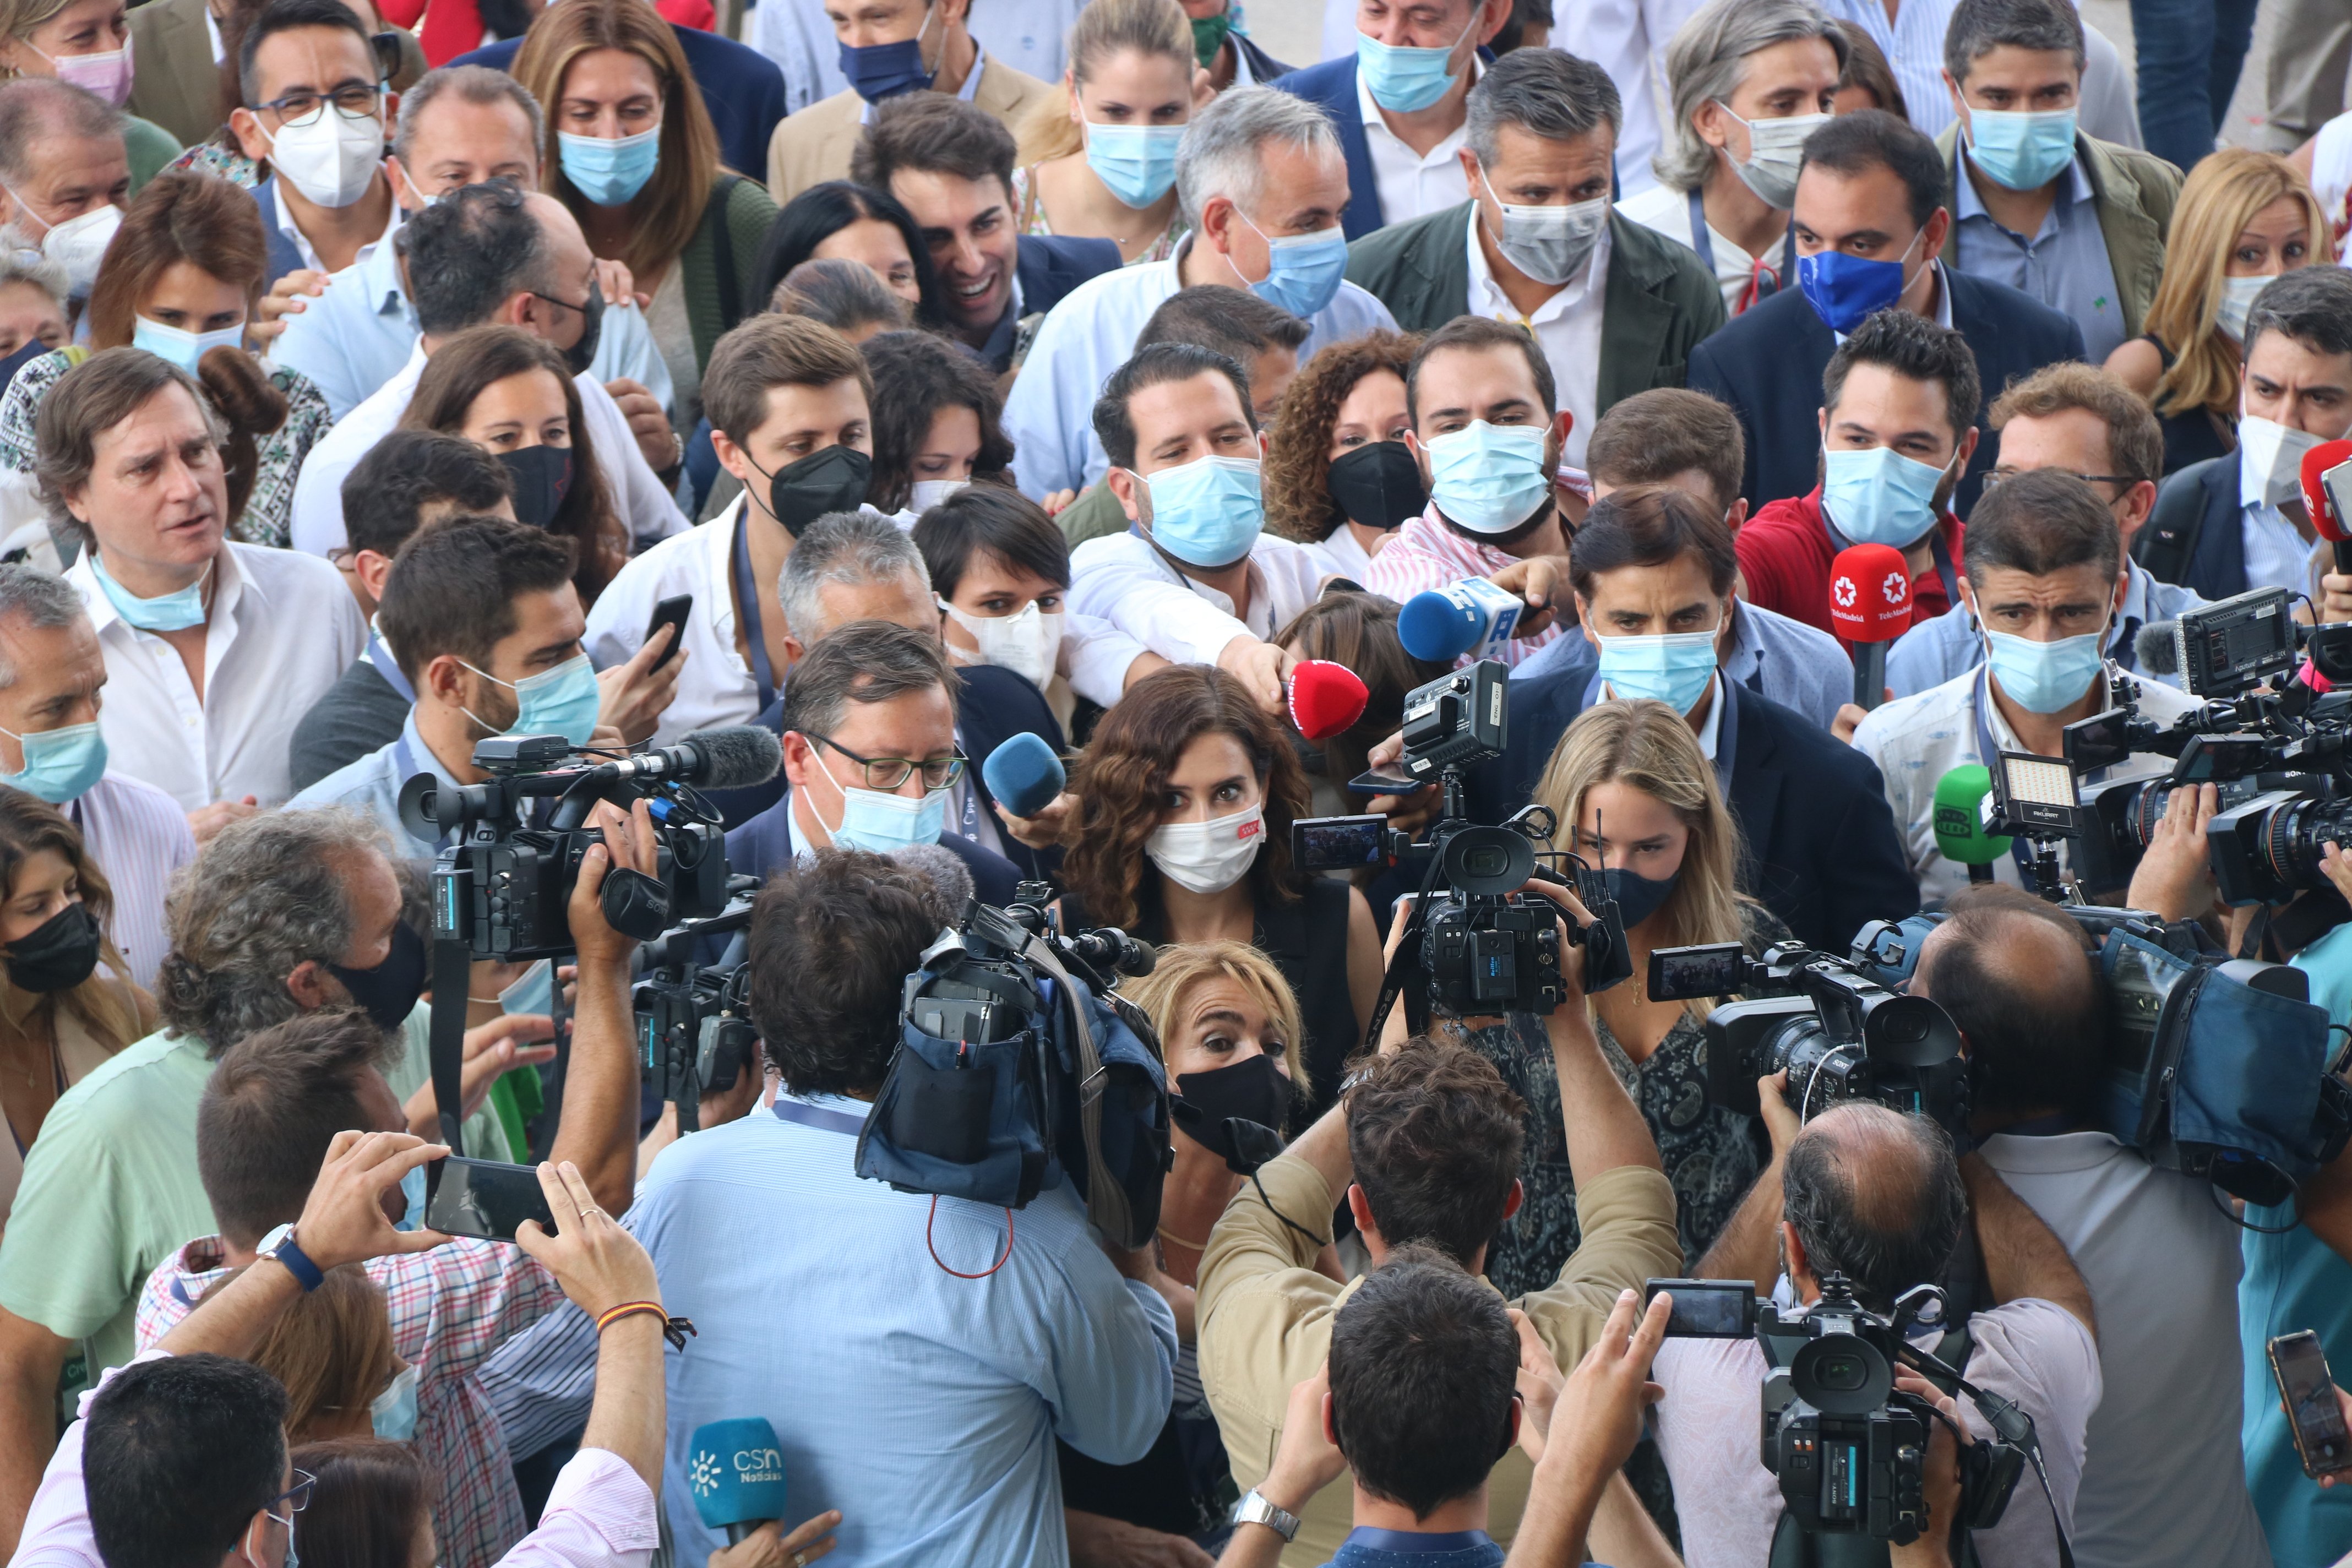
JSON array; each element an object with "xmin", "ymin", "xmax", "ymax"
[
  {"xmin": 860, "ymin": 330, "xmax": 1014, "ymax": 518},
  {"xmin": 753, "ymin": 182, "xmax": 950, "ymax": 333}
]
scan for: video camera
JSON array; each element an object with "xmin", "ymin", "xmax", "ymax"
[
  {"xmin": 1288, "ymin": 661, "xmax": 1632, "ymax": 1036},
  {"xmin": 633, "ymin": 892, "xmax": 763, "ymax": 1135},
  {"xmin": 1648, "ymin": 1274, "xmax": 2030, "ymax": 1550},
  {"xmin": 1648, "ymin": 929, "xmax": 1967, "ymax": 1129}
]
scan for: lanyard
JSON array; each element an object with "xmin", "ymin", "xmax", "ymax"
[
  {"xmin": 369, "ymin": 629, "xmax": 415, "ymax": 703},
  {"xmin": 773, "ymin": 1096, "xmax": 867, "ymax": 1136},
  {"xmin": 1687, "ymin": 188, "xmax": 1783, "ymax": 314},
  {"xmin": 731, "ymin": 509, "xmax": 777, "ymax": 714},
  {"xmin": 1582, "ymin": 670, "xmax": 1739, "ymax": 788},
  {"xmin": 1972, "ymin": 665, "xmax": 2048, "ymax": 883}
]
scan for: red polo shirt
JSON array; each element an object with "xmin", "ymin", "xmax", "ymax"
[{"xmin": 1735, "ymin": 486, "xmax": 1966, "ymax": 651}]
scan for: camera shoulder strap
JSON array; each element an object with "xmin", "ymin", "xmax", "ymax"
[
  {"xmin": 1019, "ymin": 932, "xmax": 1142, "ymax": 1249},
  {"xmin": 427, "ymin": 934, "xmax": 472, "ymax": 1190}
]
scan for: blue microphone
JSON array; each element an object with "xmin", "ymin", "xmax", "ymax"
[
  {"xmin": 982, "ymin": 732, "xmax": 1066, "ymax": 819},
  {"xmin": 1397, "ymin": 578, "xmax": 1526, "ymax": 665},
  {"xmin": 688, "ymin": 1418, "xmax": 787, "ymax": 1545}
]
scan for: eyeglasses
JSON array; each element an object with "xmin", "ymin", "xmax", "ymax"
[
  {"xmin": 1981, "ymin": 468, "xmax": 2142, "ymax": 493},
  {"xmin": 267, "ymin": 1471, "xmax": 317, "ymax": 1516},
  {"xmin": 527, "ymin": 288, "xmax": 596, "ymax": 319},
  {"xmin": 805, "ymin": 733, "xmax": 965, "ymax": 792},
  {"xmin": 254, "ymin": 83, "xmax": 383, "ymax": 126}
]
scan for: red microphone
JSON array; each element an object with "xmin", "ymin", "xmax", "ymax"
[
  {"xmin": 2297, "ymin": 438, "xmax": 2352, "ymax": 579},
  {"xmin": 1829, "ymin": 543, "xmax": 1913, "ymax": 712},
  {"xmin": 1287, "ymin": 659, "xmax": 1370, "ymax": 742}
]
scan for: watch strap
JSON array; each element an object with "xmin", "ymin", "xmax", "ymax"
[
  {"xmin": 266, "ymin": 1231, "xmax": 325, "ymax": 1293},
  {"xmin": 1233, "ymin": 1489, "xmax": 1301, "ymax": 1542}
]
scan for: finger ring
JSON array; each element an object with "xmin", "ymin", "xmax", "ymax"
[{"xmin": 791, "ymin": 1554, "xmax": 805, "ymax": 1567}]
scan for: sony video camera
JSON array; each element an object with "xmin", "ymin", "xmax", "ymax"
[
  {"xmin": 1648, "ymin": 927, "xmax": 1968, "ymax": 1129},
  {"xmin": 632, "ymin": 891, "xmax": 763, "ymax": 1135},
  {"xmin": 1291, "ymin": 661, "xmax": 1631, "ymax": 1037}
]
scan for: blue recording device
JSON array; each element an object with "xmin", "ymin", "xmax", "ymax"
[
  {"xmin": 688, "ymin": 1418, "xmax": 787, "ymax": 1544},
  {"xmin": 1396, "ymin": 578, "xmax": 1526, "ymax": 664}
]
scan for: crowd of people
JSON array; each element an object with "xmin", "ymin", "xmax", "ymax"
[{"xmin": 2, "ymin": 0, "xmax": 2352, "ymax": 1564}]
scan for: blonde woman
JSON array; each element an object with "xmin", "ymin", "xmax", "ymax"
[
  {"xmin": 2106, "ymin": 149, "xmax": 2329, "ymax": 475},
  {"xmin": 1467, "ymin": 697, "xmax": 1787, "ymax": 1295},
  {"xmin": 1009, "ymin": 0, "xmax": 1204, "ymax": 265},
  {"xmin": 0, "ymin": 0, "xmax": 179, "ymax": 188}
]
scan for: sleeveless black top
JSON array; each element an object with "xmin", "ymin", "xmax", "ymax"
[{"xmin": 2138, "ymin": 333, "xmax": 2237, "ymax": 475}]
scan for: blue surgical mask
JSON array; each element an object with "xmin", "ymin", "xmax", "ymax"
[
  {"xmin": 1821, "ymin": 444, "xmax": 1954, "ymax": 549},
  {"xmin": 132, "ymin": 315, "xmax": 245, "ymax": 374},
  {"xmin": 0, "ymin": 721, "xmax": 106, "ymax": 804},
  {"xmin": 89, "ymin": 551, "xmax": 211, "ymax": 632},
  {"xmin": 2217, "ymin": 273, "xmax": 2271, "ymax": 341},
  {"xmin": 816, "ymin": 753, "xmax": 948, "ymax": 852},
  {"xmin": 1238, "ymin": 215, "xmax": 1348, "ymax": 318},
  {"xmin": 1985, "ymin": 627, "xmax": 2105, "ymax": 714},
  {"xmin": 1796, "ymin": 228, "xmax": 1923, "ymax": 336},
  {"xmin": 1354, "ymin": 12, "xmax": 1474, "ymax": 113},
  {"xmin": 1086, "ymin": 121, "xmax": 1184, "ymax": 210},
  {"xmin": 1137, "ymin": 453, "xmax": 1264, "ymax": 568},
  {"xmin": 1423, "ymin": 421, "xmax": 1551, "ymax": 536},
  {"xmin": 1964, "ymin": 106, "xmax": 2077, "ymax": 193},
  {"xmin": 461, "ymin": 651, "xmax": 602, "ymax": 747},
  {"xmin": 558, "ymin": 125, "xmax": 661, "ymax": 206},
  {"xmin": 839, "ymin": 3, "xmax": 937, "ymax": 102},
  {"xmin": 369, "ymin": 1363, "xmax": 418, "ymax": 1442},
  {"xmin": 394, "ymin": 1163, "xmax": 427, "ymax": 1232},
  {"xmin": 1597, "ymin": 628, "xmax": 1719, "ymax": 715}
]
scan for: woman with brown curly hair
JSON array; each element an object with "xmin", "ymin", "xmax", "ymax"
[
  {"xmin": 1058, "ymin": 665, "xmax": 1379, "ymax": 1113},
  {"xmin": 1260, "ymin": 330, "xmax": 1424, "ymax": 583}
]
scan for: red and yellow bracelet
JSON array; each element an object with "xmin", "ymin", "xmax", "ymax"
[{"xmin": 596, "ymin": 1300, "xmax": 698, "ymax": 1350}]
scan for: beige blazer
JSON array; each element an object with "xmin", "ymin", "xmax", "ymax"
[
  {"xmin": 0, "ymin": 997, "xmax": 133, "ymax": 1229},
  {"xmin": 766, "ymin": 54, "xmax": 1052, "ymax": 208}
]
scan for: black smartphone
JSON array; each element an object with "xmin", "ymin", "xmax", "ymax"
[
  {"xmin": 1347, "ymin": 766, "xmax": 1422, "ymax": 795},
  {"xmin": 1645, "ymin": 1277, "xmax": 1757, "ymax": 1338},
  {"xmin": 1647, "ymin": 943, "xmax": 1747, "ymax": 1003},
  {"xmin": 2269, "ymin": 1330, "xmax": 2351, "ymax": 1478},
  {"xmin": 643, "ymin": 594, "xmax": 692, "ymax": 674},
  {"xmin": 427, "ymin": 1156, "xmax": 557, "ymax": 1242},
  {"xmin": 1291, "ymin": 815, "xmax": 1390, "ymax": 872}
]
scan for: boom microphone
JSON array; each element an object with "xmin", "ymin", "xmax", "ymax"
[
  {"xmin": 890, "ymin": 842, "xmax": 976, "ymax": 919},
  {"xmin": 2297, "ymin": 438, "xmax": 2352, "ymax": 576},
  {"xmin": 1287, "ymin": 658, "xmax": 1370, "ymax": 742},
  {"xmin": 687, "ymin": 1418, "xmax": 787, "ymax": 1546},
  {"xmin": 1931, "ymin": 764, "xmax": 2012, "ymax": 884},
  {"xmin": 594, "ymin": 726, "xmax": 783, "ymax": 790},
  {"xmin": 1397, "ymin": 577, "xmax": 1526, "ymax": 664},
  {"xmin": 2135, "ymin": 620, "xmax": 2181, "ymax": 677},
  {"xmin": 1829, "ymin": 543, "xmax": 1913, "ymax": 711},
  {"xmin": 981, "ymin": 732, "xmax": 1066, "ymax": 819}
]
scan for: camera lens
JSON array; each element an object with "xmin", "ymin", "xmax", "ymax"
[{"xmin": 2262, "ymin": 795, "xmax": 2352, "ymax": 894}]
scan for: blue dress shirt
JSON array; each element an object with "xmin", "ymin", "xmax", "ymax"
[
  {"xmin": 1883, "ymin": 559, "xmax": 2203, "ymax": 698},
  {"xmin": 283, "ymin": 707, "xmax": 448, "ymax": 862},
  {"xmin": 1321, "ymin": 1527, "xmax": 1506, "ymax": 1567},
  {"xmin": 1951, "ymin": 151, "xmax": 2127, "ymax": 364}
]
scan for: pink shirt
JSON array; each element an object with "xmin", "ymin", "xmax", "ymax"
[{"xmin": 1359, "ymin": 510, "xmax": 1567, "ymax": 668}]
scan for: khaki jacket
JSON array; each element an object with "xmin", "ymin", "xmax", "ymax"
[
  {"xmin": 765, "ymin": 55, "xmax": 1052, "ymax": 207},
  {"xmin": 1196, "ymin": 1153, "xmax": 1682, "ymax": 1565}
]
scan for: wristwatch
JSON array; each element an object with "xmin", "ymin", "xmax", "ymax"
[
  {"xmin": 1233, "ymin": 1489, "xmax": 1302, "ymax": 1542},
  {"xmin": 254, "ymin": 1223, "xmax": 325, "ymax": 1292}
]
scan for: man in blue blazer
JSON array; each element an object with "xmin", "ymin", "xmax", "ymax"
[
  {"xmin": 1272, "ymin": 0, "xmax": 1506, "ymax": 240},
  {"xmin": 850, "ymin": 94, "xmax": 1119, "ymax": 372},
  {"xmin": 454, "ymin": 24, "xmax": 786, "ymax": 182},
  {"xmin": 1687, "ymin": 110, "xmax": 2084, "ymax": 516}
]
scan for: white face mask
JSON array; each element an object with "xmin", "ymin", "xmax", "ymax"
[
  {"xmin": 1147, "ymin": 803, "xmax": 1265, "ymax": 895},
  {"xmin": 939, "ymin": 596, "xmax": 1061, "ymax": 690},
  {"xmin": 909, "ymin": 477, "xmax": 969, "ymax": 513},
  {"xmin": 3, "ymin": 197, "xmax": 119, "ymax": 296},
  {"xmin": 2217, "ymin": 273, "xmax": 2271, "ymax": 341},
  {"xmin": 265, "ymin": 110, "xmax": 384, "ymax": 209},
  {"xmin": 1478, "ymin": 165, "xmax": 1608, "ymax": 286},
  {"xmin": 1717, "ymin": 105, "xmax": 1827, "ymax": 209},
  {"xmin": 2239, "ymin": 412, "xmax": 2323, "ymax": 508}
]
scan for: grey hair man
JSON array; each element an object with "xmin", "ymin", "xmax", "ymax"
[
  {"xmin": 777, "ymin": 510, "xmax": 934, "ymax": 665},
  {"xmin": 0, "ymin": 77, "xmax": 128, "ymax": 302},
  {"xmin": 1000, "ymin": 86, "xmax": 1398, "ymax": 502},
  {"xmin": 0, "ymin": 563, "xmax": 192, "ymax": 986},
  {"xmin": 1618, "ymin": 0, "xmax": 1848, "ymax": 319},
  {"xmin": 0, "ymin": 246, "xmax": 69, "ymax": 361}
]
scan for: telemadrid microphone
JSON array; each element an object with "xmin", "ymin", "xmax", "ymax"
[
  {"xmin": 1286, "ymin": 659, "xmax": 1370, "ymax": 742},
  {"xmin": 1396, "ymin": 578, "xmax": 1526, "ymax": 663},
  {"xmin": 981, "ymin": 732, "xmax": 1066, "ymax": 819},
  {"xmin": 2297, "ymin": 437, "xmax": 2352, "ymax": 576},
  {"xmin": 1828, "ymin": 543, "xmax": 1913, "ymax": 711},
  {"xmin": 687, "ymin": 1418, "xmax": 787, "ymax": 1545},
  {"xmin": 1931, "ymin": 764, "xmax": 2012, "ymax": 884}
]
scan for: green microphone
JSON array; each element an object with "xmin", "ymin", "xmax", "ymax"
[{"xmin": 1931, "ymin": 764, "xmax": 2011, "ymax": 884}]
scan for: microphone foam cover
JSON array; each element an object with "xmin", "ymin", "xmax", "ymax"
[
  {"xmin": 982, "ymin": 731, "xmax": 1066, "ymax": 819},
  {"xmin": 2135, "ymin": 620, "xmax": 2180, "ymax": 676},
  {"xmin": 1396, "ymin": 589, "xmax": 1480, "ymax": 664},
  {"xmin": 2300, "ymin": 438, "xmax": 2352, "ymax": 543},
  {"xmin": 1287, "ymin": 659, "xmax": 1370, "ymax": 742},
  {"xmin": 890, "ymin": 842, "xmax": 976, "ymax": 923},
  {"xmin": 1930, "ymin": 763, "xmax": 2012, "ymax": 865},
  {"xmin": 687, "ymin": 726, "xmax": 784, "ymax": 790},
  {"xmin": 687, "ymin": 1418, "xmax": 787, "ymax": 1530},
  {"xmin": 1828, "ymin": 543, "xmax": 1914, "ymax": 641}
]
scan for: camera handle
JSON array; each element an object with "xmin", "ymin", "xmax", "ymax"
[
  {"xmin": 1899, "ymin": 1343, "xmax": 2076, "ymax": 1568},
  {"xmin": 1361, "ymin": 840, "xmax": 1451, "ymax": 1052},
  {"xmin": 427, "ymin": 935, "xmax": 473, "ymax": 1194}
]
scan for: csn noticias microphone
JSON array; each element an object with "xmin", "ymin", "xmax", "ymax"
[
  {"xmin": 1931, "ymin": 764, "xmax": 2012, "ymax": 884},
  {"xmin": 2297, "ymin": 437, "xmax": 2352, "ymax": 576},
  {"xmin": 1828, "ymin": 543, "xmax": 1913, "ymax": 711},
  {"xmin": 687, "ymin": 1418, "xmax": 787, "ymax": 1545},
  {"xmin": 1286, "ymin": 658, "xmax": 1370, "ymax": 742},
  {"xmin": 1397, "ymin": 578, "xmax": 1526, "ymax": 663},
  {"xmin": 981, "ymin": 732, "xmax": 1066, "ymax": 819},
  {"xmin": 593, "ymin": 726, "xmax": 783, "ymax": 790}
]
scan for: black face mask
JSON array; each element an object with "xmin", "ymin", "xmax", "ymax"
[
  {"xmin": 1173, "ymin": 1053, "xmax": 1292, "ymax": 1174},
  {"xmin": 5, "ymin": 902, "xmax": 100, "ymax": 993},
  {"xmin": 500, "ymin": 446, "xmax": 574, "ymax": 530},
  {"xmin": 759, "ymin": 444, "xmax": 873, "ymax": 537},
  {"xmin": 1325, "ymin": 439, "xmax": 1427, "ymax": 533},
  {"xmin": 1603, "ymin": 865, "xmax": 1680, "ymax": 930},
  {"xmin": 563, "ymin": 280, "xmax": 605, "ymax": 377},
  {"xmin": 326, "ymin": 919, "xmax": 429, "ymax": 1033}
]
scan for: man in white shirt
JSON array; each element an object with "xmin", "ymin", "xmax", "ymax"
[
  {"xmin": 1616, "ymin": 0, "xmax": 1845, "ymax": 319},
  {"xmin": 226, "ymin": 0, "xmax": 402, "ymax": 280},
  {"xmin": 1001, "ymin": 86, "xmax": 1396, "ymax": 502},
  {"xmin": 34, "ymin": 351, "xmax": 363, "ymax": 820},
  {"xmin": 2226, "ymin": 267, "xmax": 2352, "ymax": 602},
  {"xmin": 1916, "ymin": 889, "xmax": 2274, "ymax": 1568},
  {"xmin": 286, "ymin": 182, "xmax": 688, "ymax": 560},
  {"xmin": 1069, "ymin": 342, "xmax": 1321, "ymax": 713}
]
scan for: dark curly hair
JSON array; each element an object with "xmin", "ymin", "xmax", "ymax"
[
  {"xmin": 1272, "ymin": 592, "xmax": 1446, "ymax": 796},
  {"xmin": 1347, "ymin": 1035, "xmax": 1527, "ymax": 1266},
  {"xmin": 1063, "ymin": 665, "xmax": 1309, "ymax": 932},
  {"xmin": 1261, "ymin": 329, "xmax": 1419, "ymax": 544},
  {"xmin": 859, "ymin": 330, "xmax": 1016, "ymax": 515}
]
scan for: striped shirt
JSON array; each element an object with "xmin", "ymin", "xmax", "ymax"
[
  {"xmin": 1815, "ymin": 0, "xmax": 1961, "ymax": 138},
  {"xmin": 1360, "ymin": 509, "xmax": 1570, "ymax": 668},
  {"xmin": 70, "ymin": 773, "xmax": 194, "ymax": 990},
  {"xmin": 137, "ymin": 1235, "xmax": 564, "ymax": 1568}
]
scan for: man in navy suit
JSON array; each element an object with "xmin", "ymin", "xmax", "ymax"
[
  {"xmin": 1688, "ymin": 109, "xmax": 2085, "ymax": 516},
  {"xmin": 850, "ymin": 93, "xmax": 1119, "ymax": 373},
  {"xmin": 454, "ymin": 24, "xmax": 786, "ymax": 181},
  {"xmin": 1468, "ymin": 486, "xmax": 1917, "ymax": 952},
  {"xmin": 1272, "ymin": 0, "xmax": 1506, "ymax": 240},
  {"xmin": 725, "ymin": 619, "xmax": 1024, "ymax": 904}
]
